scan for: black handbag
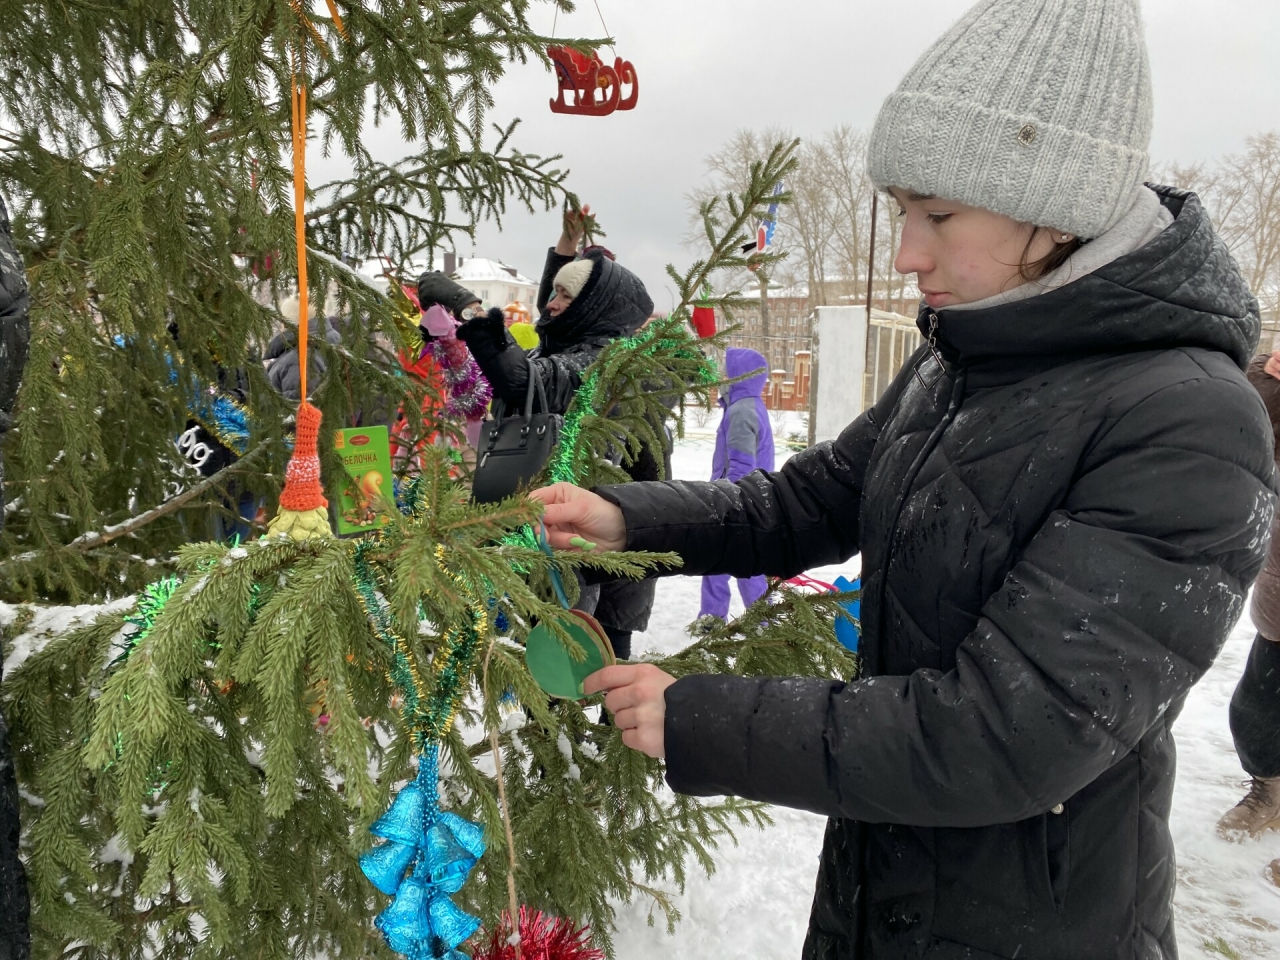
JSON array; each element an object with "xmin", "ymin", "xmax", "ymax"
[{"xmin": 471, "ymin": 367, "xmax": 562, "ymax": 504}]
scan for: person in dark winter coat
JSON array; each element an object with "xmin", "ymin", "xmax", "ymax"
[
  {"xmin": 420, "ymin": 251, "xmax": 652, "ymax": 413},
  {"xmin": 1216, "ymin": 350, "xmax": 1280, "ymax": 883},
  {"xmin": 698, "ymin": 347, "xmax": 774, "ymax": 623},
  {"xmin": 532, "ymin": 2, "xmax": 1277, "ymax": 958},
  {"xmin": 0, "ymin": 193, "xmax": 32, "ymax": 960},
  {"xmin": 265, "ymin": 315, "xmax": 341, "ymax": 402},
  {"xmin": 162, "ymin": 321, "xmax": 260, "ymax": 541},
  {"xmin": 417, "ymin": 213, "xmax": 663, "ymax": 659}
]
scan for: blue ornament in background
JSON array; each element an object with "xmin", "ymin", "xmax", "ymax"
[
  {"xmin": 360, "ymin": 744, "xmax": 487, "ymax": 960},
  {"xmin": 485, "ymin": 595, "xmax": 510, "ymax": 635},
  {"xmin": 193, "ymin": 389, "xmax": 250, "ymax": 455},
  {"xmin": 484, "ymin": 596, "xmax": 515, "ymax": 703},
  {"xmin": 833, "ymin": 576, "xmax": 861, "ymax": 653}
]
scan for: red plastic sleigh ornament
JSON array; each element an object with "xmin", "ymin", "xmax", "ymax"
[{"xmin": 547, "ymin": 45, "xmax": 638, "ymax": 116}]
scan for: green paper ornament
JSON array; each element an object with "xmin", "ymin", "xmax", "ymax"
[{"xmin": 525, "ymin": 614, "xmax": 615, "ymax": 700}]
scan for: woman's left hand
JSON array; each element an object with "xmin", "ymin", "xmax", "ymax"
[{"xmin": 583, "ymin": 664, "xmax": 676, "ymax": 758}]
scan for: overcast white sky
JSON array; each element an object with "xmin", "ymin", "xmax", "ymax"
[{"xmin": 332, "ymin": 0, "xmax": 1280, "ymax": 306}]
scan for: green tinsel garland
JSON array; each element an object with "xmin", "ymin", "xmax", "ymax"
[
  {"xmin": 353, "ymin": 540, "xmax": 425, "ymax": 733},
  {"xmin": 508, "ymin": 321, "xmax": 716, "ymax": 552},
  {"xmin": 110, "ymin": 576, "xmax": 181, "ymax": 668},
  {"xmin": 551, "ymin": 322, "xmax": 716, "ymax": 487},
  {"xmin": 357, "ymin": 469, "xmax": 488, "ymax": 748},
  {"xmin": 99, "ymin": 322, "xmax": 713, "ymax": 739}
]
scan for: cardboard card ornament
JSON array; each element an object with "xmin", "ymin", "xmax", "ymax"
[
  {"xmin": 525, "ymin": 614, "xmax": 615, "ymax": 700},
  {"xmin": 525, "ymin": 527, "xmax": 616, "ymax": 698},
  {"xmin": 334, "ymin": 425, "xmax": 394, "ymax": 534}
]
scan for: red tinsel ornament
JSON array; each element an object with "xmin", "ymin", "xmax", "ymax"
[{"xmin": 472, "ymin": 907, "xmax": 604, "ymax": 960}]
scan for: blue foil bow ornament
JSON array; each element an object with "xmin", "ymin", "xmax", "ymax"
[{"xmin": 360, "ymin": 746, "xmax": 487, "ymax": 960}]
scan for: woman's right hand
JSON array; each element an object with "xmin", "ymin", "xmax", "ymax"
[
  {"xmin": 556, "ymin": 203, "xmax": 591, "ymax": 256},
  {"xmin": 529, "ymin": 482, "xmax": 626, "ymax": 552}
]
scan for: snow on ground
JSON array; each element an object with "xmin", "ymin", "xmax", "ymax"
[
  {"xmin": 2, "ymin": 423, "xmax": 1277, "ymax": 958},
  {"xmin": 1170, "ymin": 626, "xmax": 1280, "ymax": 958}
]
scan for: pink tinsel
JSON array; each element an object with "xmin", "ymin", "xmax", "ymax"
[
  {"xmin": 414, "ymin": 302, "xmax": 492, "ymax": 428},
  {"xmin": 428, "ymin": 334, "xmax": 492, "ymax": 420},
  {"xmin": 472, "ymin": 907, "xmax": 604, "ymax": 960}
]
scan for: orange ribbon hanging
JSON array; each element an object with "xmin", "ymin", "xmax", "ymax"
[
  {"xmin": 265, "ymin": 0, "xmax": 350, "ymax": 532},
  {"xmin": 324, "ymin": 0, "xmax": 347, "ymax": 38},
  {"xmin": 287, "ymin": 0, "xmax": 345, "ymax": 401},
  {"xmin": 291, "ymin": 75, "xmax": 309, "ymax": 399}
]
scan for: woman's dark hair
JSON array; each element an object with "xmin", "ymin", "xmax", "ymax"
[{"xmin": 1019, "ymin": 228, "xmax": 1085, "ymax": 282}]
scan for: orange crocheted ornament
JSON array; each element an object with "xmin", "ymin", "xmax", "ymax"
[{"xmin": 279, "ymin": 401, "xmax": 328, "ymax": 511}]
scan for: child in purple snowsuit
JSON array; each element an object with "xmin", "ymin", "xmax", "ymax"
[{"xmin": 699, "ymin": 347, "xmax": 775, "ymax": 620}]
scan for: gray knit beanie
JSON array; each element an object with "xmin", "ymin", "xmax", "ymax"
[
  {"xmin": 867, "ymin": 0, "xmax": 1153, "ymax": 239},
  {"xmin": 553, "ymin": 258, "xmax": 594, "ymax": 300}
]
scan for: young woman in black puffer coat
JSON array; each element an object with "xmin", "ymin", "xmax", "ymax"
[
  {"xmin": 534, "ymin": 1, "xmax": 1277, "ymax": 958},
  {"xmin": 416, "ymin": 211, "xmax": 665, "ymax": 660}
]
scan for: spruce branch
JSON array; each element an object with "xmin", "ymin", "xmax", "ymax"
[
  {"xmin": 664, "ymin": 139, "xmax": 799, "ymax": 322},
  {"xmin": 553, "ymin": 140, "xmax": 800, "ymax": 491},
  {"xmin": 0, "ymin": 442, "xmax": 270, "ymax": 570},
  {"xmin": 2, "ymin": 92, "xmax": 845, "ymax": 959},
  {"xmin": 0, "ymin": 0, "xmax": 597, "ymax": 599}
]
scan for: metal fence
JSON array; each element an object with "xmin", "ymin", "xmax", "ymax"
[
  {"xmin": 856, "ymin": 313, "xmax": 1280, "ymax": 414},
  {"xmin": 862, "ymin": 310, "xmax": 924, "ymax": 409}
]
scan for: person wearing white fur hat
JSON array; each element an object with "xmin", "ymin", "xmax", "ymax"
[
  {"xmin": 531, "ymin": 1, "xmax": 1276, "ymax": 956},
  {"xmin": 418, "ymin": 207, "xmax": 666, "ymax": 661},
  {"xmin": 416, "ymin": 205, "xmax": 649, "ymax": 414}
]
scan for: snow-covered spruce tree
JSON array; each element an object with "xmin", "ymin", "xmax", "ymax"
[
  {"xmin": 0, "ymin": 0, "xmax": 584, "ymax": 602},
  {"xmin": 4, "ymin": 141, "xmax": 858, "ymax": 958}
]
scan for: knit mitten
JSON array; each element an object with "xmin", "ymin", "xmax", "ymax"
[{"xmin": 456, "ymin": 307, "xmax": 509, "ymax": 353}]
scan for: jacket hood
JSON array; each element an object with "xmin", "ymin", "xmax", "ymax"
[
  {"xmin": 536, "ymin": 250, "xmax": 653, "ymax": 354},
  {"xmin": 923, "ymin": 187, "xmax": 1261, "ymax": 370},
  {"xmin": 724, "ymin": 348, "xmax": 769, "ymax": 403}
]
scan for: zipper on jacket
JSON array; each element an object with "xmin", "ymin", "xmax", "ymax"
[
  {"xmin": 872, "ymin": 343, "xmax": 968, "ymax": 674},
  {"xmin": 913, "ymin": 310, "xmax": 946, "ymax": 392}
]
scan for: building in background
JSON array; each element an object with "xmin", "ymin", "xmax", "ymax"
[
  {"xmin": 451, "ymin": 254, "xmax": 538, "ymax": 313},
  {"xmin": 358, "ymin": 250, "xmax": 538, "ymax": 316},
  {"xmin": 723, "ymin": 281, "xmax": 814, "ymax": 373},
  {"xmin": 717, "ymin": 280, "xmax": 917, "ymax": 413}
]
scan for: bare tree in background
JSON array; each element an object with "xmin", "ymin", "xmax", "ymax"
[
  {"xmin": 787, "ymin": 139, "xmax": 839, "ymax": 307},
  {"xmin": 688, "ymin": 130, "xmax": 838, "ymax": 288},
  {"xmin": 879, "ymin": 181, "xmax": 906, "ymax": 313},
  {"xmin": 1221, "ymin": 133, "xmax": 1280, "ymax": 322},
  {"xmin": 806, "ymin": 125, "xmax": 915, "ymax": 312},
  {"xmin": 685, "ymin": 128, "xmax": 785, "ymax": 321}
]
